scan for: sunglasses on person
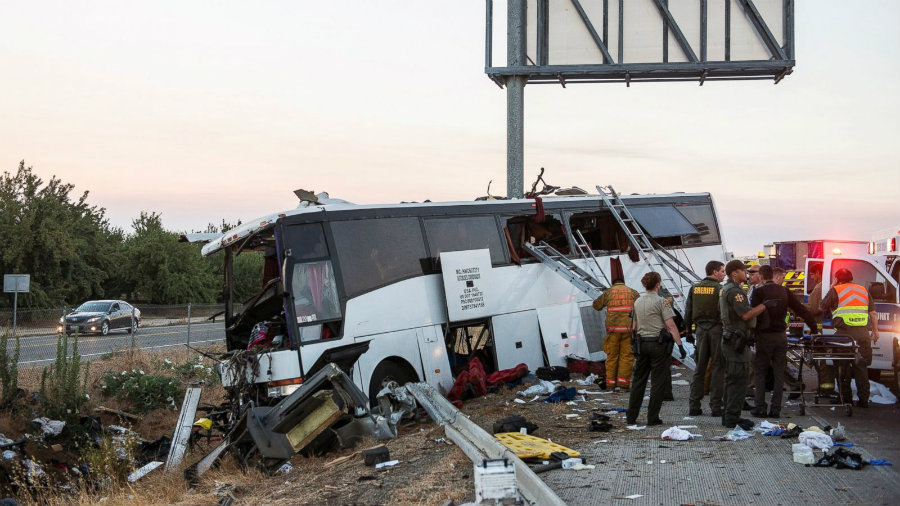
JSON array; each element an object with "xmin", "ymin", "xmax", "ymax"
[{"xmin": 748, "ymin": 269, "xmax": 759, "ymax": 274}]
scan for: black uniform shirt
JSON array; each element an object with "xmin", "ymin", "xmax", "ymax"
[{"xmin": 750, "ymin": 281, "xmax": 818, "ymax": 333}]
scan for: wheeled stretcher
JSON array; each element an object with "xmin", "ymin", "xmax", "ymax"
[{"xmin": 786, "ymin": 334, "xmax": 859, "ymax": 416}]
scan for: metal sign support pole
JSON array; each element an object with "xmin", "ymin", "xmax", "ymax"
[
  {"xmin": 186, "ymin": 302, "xmax": 192, "ymax": 361},
  {"xmin": 506, "ymin": 0, "xmax": 527, "ymax": 199},
  {"xmin": 12, "ymin": 292, "xmax": 17, "ymax": 337}
]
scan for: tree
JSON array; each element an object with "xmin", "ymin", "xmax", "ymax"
[
  {"xmin": 122, "ymin": 212, "xmax": 218, "ymax": 304},
  {"xmin": 0, "ymin": 161, "xmax": 122, "ymax": 308}
]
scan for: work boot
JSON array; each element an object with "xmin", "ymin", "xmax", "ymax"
[
  {"xmin": 688, "ymin": 408, "xmax": 702, "ymax": 416},
  {"xmin": 647, "ymin": 419, "xmax": 664, "ymax": 426},
  {"xmin": 750, "ymin": 409, "xmax": 768, "ymax": 418},
  {"xmin": 768, "ymin": 408, "xmax": 781, "ymax": 418},
  {"xmin": 710, "ymin": 409, "xmax": 723, "ymax": 417},
  {"xmin": 737, "ymin": 418, "xmax": 755, "ymax": 431},
  {"xmin": 857, "ymin": 399, "xmax": 869, "ymax": 408}
]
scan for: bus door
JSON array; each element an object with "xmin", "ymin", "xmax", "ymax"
[{"xmin": 281, "ymin": 222, "xmax": 345, "ymax": 377}]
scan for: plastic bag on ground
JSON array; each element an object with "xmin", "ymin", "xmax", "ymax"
[
  {"xmin": 32, "ymin": 417, "xmax": 65, "ymax": 436},
  {"xmin": 715, "ymin": 428, "xmax": 752, "ymax": 441},
  {"xmin": 517, "ymin": 380, "xmax": 558, "ymax": 396},
  {"xmin": 661, "ymin": 426, "xmax": 698, "ymax": 441},
  {"xmin": 847, "ymin": 379, "xmax": 899, "ymax": 404},
  {"xmin": 576, "ymin": 374, "xmax": 598, "ymax": 386},
  {"xmin": 799, "ymin": 430, "xmax": 834, "ymax": 450}
]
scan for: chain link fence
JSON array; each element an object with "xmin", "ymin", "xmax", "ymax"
[{"xmin": 1, "ymin": 303, "xmax": 238, "ymax": 390}]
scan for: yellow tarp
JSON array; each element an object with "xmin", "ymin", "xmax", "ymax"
[{"xmin": 494, "ymin": 433, "xmax": 580, "ymax": 460}]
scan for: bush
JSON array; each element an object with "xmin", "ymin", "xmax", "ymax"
[
  {"xmin": 0, "ymin": 331, "xmax": 20, "ymax": 406},
  {"xmin": 161, "ymin": 355, "xmax": 220, "ymax": 386},
  {"xmin": 101, "ymin": 369, "xmax": 182, "ymax": 413},
  {"xmin": 38, "ymin": 333, "xmax": 89, "ymax": 420}
]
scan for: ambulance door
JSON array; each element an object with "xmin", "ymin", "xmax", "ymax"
[{"xmin": 826, "ymin": 255, "xmax": 899, "ymax": 371}]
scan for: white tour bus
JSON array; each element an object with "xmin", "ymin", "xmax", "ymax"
[{"xmin": 200, "ymin": 191, "xmax": 727, "ymax": 403}]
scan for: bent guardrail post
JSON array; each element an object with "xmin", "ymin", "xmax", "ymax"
[{"xmin": 405, "ymin": 382, "xmax": 567, "ymax": 506}]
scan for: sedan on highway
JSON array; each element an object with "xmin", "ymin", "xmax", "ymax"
[{"xmin": 58, "ymin": 300, "xmax": 141, "ymax": 336}]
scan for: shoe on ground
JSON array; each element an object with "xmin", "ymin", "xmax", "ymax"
[
  {"xmin": 710, "ymin": 409, "xmax": 723, "ymax": 417},
  {"xmin": 647, "ymin": 419, "xmax": 664, "ymax": 426},
  {"xmin": 626, "ymin": 418, "xmax": 637, "ymax": 425},
  {"xmin": 688, "ymin": 408, "xmax": 702, "ymax": 416},
  {"xmin": 737, "ymin": 418, "xmax": 755, "ymax": 431},
  {"xmin": 768, "ymin": 409, "xmax": 781, "ymax": 418},
  {"xmin": 750, "ymin": 409, "xmax": 768, "ymax": 418},
  {"xmin": 857, "ymin": 399, "xmax": 869, "ymax": 408}
]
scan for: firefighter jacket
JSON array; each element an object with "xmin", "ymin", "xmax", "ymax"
[{"xmin": 593, "ymin": 281, "xmax": 640, "ymax": 333}]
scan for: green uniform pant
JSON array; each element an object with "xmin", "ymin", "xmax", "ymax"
[
  {"xmin": 627, "ymin": 341, "xmax": 670, "ymax": 423},
  {"xmin": 689, "ymin": 323, "xmax": 724, "ymax": 412},
  {"xmin": 721, "ymin": 338, "xmax": 751, "ymax": 426},
  {"xmin": 838, "ymin": 327, "xmax": 873, "ymax": 403}
]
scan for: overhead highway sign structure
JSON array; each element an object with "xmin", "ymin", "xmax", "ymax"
[{"xmin": 487, "ymin": 0, "xmax": 796, "ymax": 197}]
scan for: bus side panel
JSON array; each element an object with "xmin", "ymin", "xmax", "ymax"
[
  {"xmin": 536, "ymin": 303, "xmax": 589, "ymax": 367},
  {"xmin": 219, "ymin": 349, "xmax": 301, "ymax": 387},
  {"xmin": 354, "ymin": 329, "xmax": 426, "ymax": 398},
  {"xmin": 492, "ymin": 310, "xmax": 545, "ymax": 372},
  {"xmin": 344, "ymin": 276, "xmax": 448, "ymax": 339}
]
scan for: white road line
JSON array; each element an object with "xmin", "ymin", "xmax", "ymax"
[{"xmin": 16, "ymin": 338, "xmax": 225, "ymax": 365}]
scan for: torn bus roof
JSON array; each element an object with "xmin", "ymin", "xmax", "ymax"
[{"xmin": 200, "ymin": 190, "xmax": 713, "ymax": 257}]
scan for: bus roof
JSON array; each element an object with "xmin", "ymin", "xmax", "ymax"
[{"xmin": 200, "ymin": 191, "xmax": 714, "ymax": 257}]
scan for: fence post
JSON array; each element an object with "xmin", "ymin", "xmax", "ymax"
[
  {"xmin": 131, "ymin": 306, "xmax": 136, "ymax": 349},
  {"xmin": 186, "ymin": 302, "xmax": 192, "ymax": 361}
]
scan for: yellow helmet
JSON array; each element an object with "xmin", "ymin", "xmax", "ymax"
[{"xmin": 193, "ymin": 418, "xmax": 213, "ymax": 431}]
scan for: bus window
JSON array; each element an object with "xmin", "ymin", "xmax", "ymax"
[
  {"xmin": 291, "ymin": 259, "xmax": 341, "ymax": 324},
  {"xmin": 676, "ymin": 204, "xmax": 722, "ymax": 246},
  {"xmin": 424, "ymin": 216, "xmax": 506, "ymax": 268},
  {"xmin": 831, "ymin": 259, "xmax": 897, "ymax": 304},
  {"xmin": 505, "ymin": 214, "xmax": 569, "ymax": 259},
  {"xmin": 331, "ymin": 217, "xmax": 429, "ymax": 298},
  {"xmin": 569, "ymin": 211, "xmax": 626, "ymax": 254}
]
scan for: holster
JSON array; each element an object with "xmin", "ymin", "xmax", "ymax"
[
  {"xmin": 724, "ymin": 329, "xmax": 749, "ymax": 354},
  {"xmin": 631, "ymin": 332, "xmax": 642, "ymax": 356},
  {"xmin": 658, "ymin": 328, "xmax": 675, "ymax": 355}
]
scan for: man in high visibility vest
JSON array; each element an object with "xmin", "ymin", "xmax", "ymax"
[
  {"xmin": 593, "ymin": 277, "xmax": 641, "ymax": 391},
  {"xmin": 821, "ymin": 268, "xmax": 881, "ymax": 407}
]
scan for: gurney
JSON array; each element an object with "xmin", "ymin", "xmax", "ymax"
[{"xmin": 786, "ymin": 334, "xmax": 859, "ymax": 416}]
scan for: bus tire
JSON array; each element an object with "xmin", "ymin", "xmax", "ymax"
[{"xmin": 368, "ymin": 358, "xmax": 418, "ymax": 406}]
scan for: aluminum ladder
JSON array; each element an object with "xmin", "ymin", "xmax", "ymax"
[
  {"xmin": 596, "ymin": 185, "xmax": 700, "ymax": 315},
  {"xmin": 524, "ymin": 241, "xmax": 607, "ymax": 299},
  {"xmin": 573, "ymin": 229, "xmax": 612, "ymax": 288}
]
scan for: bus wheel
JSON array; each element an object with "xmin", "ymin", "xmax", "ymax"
[{"xmin": 368, "ymin": 359, "xmax": 418, "ymax": 408}]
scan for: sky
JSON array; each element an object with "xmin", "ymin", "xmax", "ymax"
[{"xmin": 1, "ymin": 0, "xmax": 898, "ymax": 256}]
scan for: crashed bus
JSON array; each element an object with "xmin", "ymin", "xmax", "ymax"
[{"xmin": 198, "ymin": 189, "xmax": 727, "ymax": 406}]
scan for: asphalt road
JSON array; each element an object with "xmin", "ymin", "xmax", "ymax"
[{"xmin": 9, "ymin": 322, "xmax": 225, "ymax": 365}]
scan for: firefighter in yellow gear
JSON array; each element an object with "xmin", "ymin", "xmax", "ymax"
[{"xmin": 593, "ymin": 277, "xmax": 641, "ymax": 390}]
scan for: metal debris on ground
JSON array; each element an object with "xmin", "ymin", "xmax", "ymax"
[
  {"xmin": 127, "ymin": 461, "xmax": 163, "ymax": 482},
  {"xmin": 186, "ymin": 363, "xmax": 393, "ymax": 478}
]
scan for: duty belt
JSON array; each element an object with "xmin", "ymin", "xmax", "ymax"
[{"xmin": 639, "ymin": 336, "xmax": 661, "ymax": 342}]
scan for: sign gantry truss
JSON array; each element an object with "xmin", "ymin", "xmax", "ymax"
[{"xmin": 486, "ymin": 0, "xmax": 795, "ymax": 86}]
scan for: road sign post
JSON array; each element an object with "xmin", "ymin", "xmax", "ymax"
[{"xmin": 3, "ymin": 274, "xmax": 31, "ymax": 337}]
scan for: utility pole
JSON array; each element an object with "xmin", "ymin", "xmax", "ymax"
[{"xmin": 506, "ymin": 0, "xmax": 527, "ymax": 199}]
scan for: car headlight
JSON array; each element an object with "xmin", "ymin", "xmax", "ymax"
[
  {"xmin": 59, "ymin": 317, "xmax": 64, "ymax": 324},
  {"xmin": 88, "ymin": 316, "xmax": 100, "ymax": 322}
]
